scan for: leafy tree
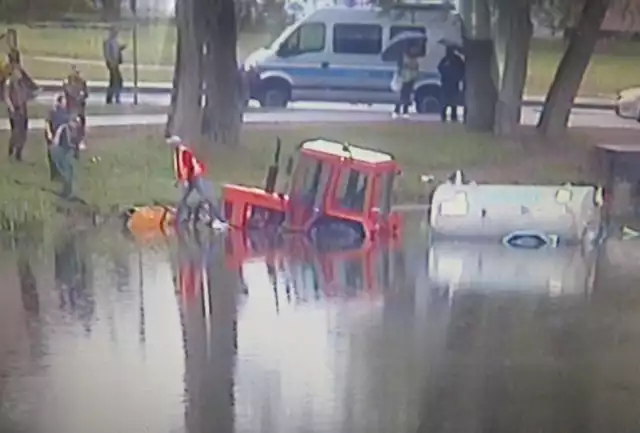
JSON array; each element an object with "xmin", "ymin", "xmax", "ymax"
[
  {"xmin": 100, "ymin": 0, "xmax": 121, "ymax": 19},
  {"xmin": 0, "ymin": 0, "xmax": 94, "ymax": 21},
  {"xmin": 532, "ymin": 0, "xmax": 572, "ymax": 35},
  {"xmin": 537, "ymin": 0, "xmax": 635, "ymax": 136}
]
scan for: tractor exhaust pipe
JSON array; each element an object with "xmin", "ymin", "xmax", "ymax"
[{"xmin": 264, "ymin": 137, "xmax": 281, "ymax": 193}]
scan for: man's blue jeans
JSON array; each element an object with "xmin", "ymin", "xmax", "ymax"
[{"xmin": 177, "ymin": 176, "xmax": 225, "ymax": 223}]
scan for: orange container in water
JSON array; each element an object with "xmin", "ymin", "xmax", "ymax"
[{"xmin": 126, "ymin": 206, "xmax": 176, "ymax": 239}]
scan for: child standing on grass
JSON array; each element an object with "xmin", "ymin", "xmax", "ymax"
[
  {"xmin": 45, "ymin": 94, "xmax": 71, "ymax": 180},
  {"xmin": 49, "ymin": 112, "xmax": 79, "ymax": 199},
  {"xmin": 63, "ymin": 65, "xmax": 89, "ymax": 152}
]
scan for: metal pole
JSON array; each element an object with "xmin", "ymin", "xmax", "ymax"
[
  {"xmin": 138, "ymin": 249, "xmax": 146, "ymax": 345},
  {"xmin": 132, "ymin": 0, "xmax": 139, "ymax": 105}
]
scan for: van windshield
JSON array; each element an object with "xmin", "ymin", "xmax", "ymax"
[{"xmin": 268, "ymin": 24, "xmax": 297, "ymax": 50}]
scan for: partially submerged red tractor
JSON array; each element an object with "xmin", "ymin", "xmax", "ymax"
[
  {"xmin": 221, "ymin": 138, "xmax": 402, "ymax": 249},
  {"xmin": 123, "ymin": 138, "xmax": 403, "ymax": 249}
]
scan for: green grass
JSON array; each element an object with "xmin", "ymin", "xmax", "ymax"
[
  {"xmin": 6, "ymin": 22, "xmax": 267, "ymax": 66},
  {"xmin": 0, "ymin": 122, "xmax": 591, "ymax": 227},
  {"xmin": 5, "ymin": 21, "xmax": 640, "ymax": 97},
  {"xmin": 23, "ymin": 56, "xmax": 173, "ymax": 83},
  {"xmin": 0, "ymin": 103, "xmax": 167, "ymax": 119},
  {"xmin": 527, "ymin": 38, "xmax": 640, "ymax": 97}
]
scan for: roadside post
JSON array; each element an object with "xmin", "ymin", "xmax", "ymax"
[{"xmin": 131, "ymin": 0, "xmax": 139, "ymax": 105}]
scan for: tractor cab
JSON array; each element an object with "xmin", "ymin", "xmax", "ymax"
[{"xmin": 222, "ymin": 138, "xmax": 402, "ymax": 247}]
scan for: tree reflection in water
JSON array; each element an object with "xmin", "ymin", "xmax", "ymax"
[{"xmin": 176, "ymin": 230, "xmax": 238, "ymax": 433}]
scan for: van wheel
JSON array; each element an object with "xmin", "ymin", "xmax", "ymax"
[
  {"xmin": 259, "ymin": 79, "xmax": 290, "ymax": 108},
  {"xmin": 415, "ymin": 86, "xmax": 441, "ymax": 114}
]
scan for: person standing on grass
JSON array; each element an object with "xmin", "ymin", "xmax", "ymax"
[
  {"xmin": 63, "ymin": 65, "xmax": 89, "ymax": 150},
  {"xmin": 437, "ymin": 46, "xmax": 465, "ymax": 123},
  {"xmin": 45, "ymin": 94, "xmax": 71, "ymax": 180},
  {"xmin": 6, "ymin": 48, "xmax": 39, "ymax": 96},
  {"xmin": 103, "ymin": 27, "xmax": 126, "ymax": 105},
  {"xmin": 393, "ymin": 44, "xmax": 420, "ymax": 119},
  {"xmin": 4, "ymin": 66, "xmax": 31, "ymax": 162},
  {"xmin": 49, "ymin": 114, "xmax": 79, "ymax": 199},
  {"xmin": 166, "ymin": 135, "xmax": 228, "ymax": 229}
]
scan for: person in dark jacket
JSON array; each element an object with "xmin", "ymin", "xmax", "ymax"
[
  {"xmin": 437, "ymin": 46, "xmax": 465, "ymax": 123},
  {"xmin": 103, "ymin": 27, "xmax": 126, "ymax": 104}
]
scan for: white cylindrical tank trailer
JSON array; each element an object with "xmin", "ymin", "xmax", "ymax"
[{"xmin": 428, "ymin": 183, "xmax": 603, "ymax": 246}]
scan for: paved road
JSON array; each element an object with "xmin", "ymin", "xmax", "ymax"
[
  {"xmin": 30, "ymin": 91, "xmax": 630, "ymax": 130},
  {"xmin": 32, "ymin": 90, "xmax": 620, "ymax": 114},
  {"xmin": 33, "ymin": 75, "xmax": 615, "ymax": 110},
  {"xmin": 35, "ymin": 91, "xmax": 169, "ymax": 106},
  {"xmin": 1, "ymin": 104, "xmax": 638, "ymax": 131},
  {"xmin": 30, "ymin": 55, "xmax": 173, "ymax": 71}
]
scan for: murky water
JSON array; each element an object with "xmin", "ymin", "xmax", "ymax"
[{"xmin": 2, "ymin": 221, "xmax": 640, "ymax": 433}]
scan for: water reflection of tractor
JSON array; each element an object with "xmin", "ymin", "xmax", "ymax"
[
  {"xmin": 124, "ymin": 138, "xmax": 402, "ymax": 251},
  {"xmin": 224, "ymin": 229, "xmax": 400, "ymax": 300}
]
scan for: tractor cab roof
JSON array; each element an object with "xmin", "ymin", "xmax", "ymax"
[{"xmin": 300, "ymin": 139, "xmax": 395, "ymax": 166}]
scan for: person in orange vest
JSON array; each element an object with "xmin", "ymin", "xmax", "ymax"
[{"xmin": 166, "ymin": 135, "xmax": 227, "ymax": 228}]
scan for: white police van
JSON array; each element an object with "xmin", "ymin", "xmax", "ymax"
[{"xmin": 242, "ymin": 3, "xmax": 463, "ymax": 112}]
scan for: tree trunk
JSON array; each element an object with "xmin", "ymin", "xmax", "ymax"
[
  {"xmin": 464, "ymin": 38, "xmax": 498, "ymax": 132},
  {"xmin": 537, "ymin": 0, "xmax": 610, "ymax": 137},
  {"xmin": 165, "ymin": 22, "xmax": 181, "ymax": 138},
  {"xmin": 493, "ymin": 0, "xmax": 532, "ymax": 136},
  {"xmin": 460, "ymin": 0, "xmax": 497, "ymax": 132},
  {"xmin": 168, "ymin": 0, "xmax": 204, "ymax": 140},
  {"xmin": 201, "ymin": 0, "xmax": 242, "ymax": 148}
]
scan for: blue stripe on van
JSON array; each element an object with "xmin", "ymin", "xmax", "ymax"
[{"xmin": 260, "ymin": 65, "xmax": 441, "ymax": 82}]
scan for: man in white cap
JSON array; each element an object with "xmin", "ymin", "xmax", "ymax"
[{"xmin": 167, "ymin": 135, "xmax": 227, "ymax": 229}]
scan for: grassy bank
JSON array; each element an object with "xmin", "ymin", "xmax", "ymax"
[
  {"xmin": 23, "ymin": 57, "xmax": 173, "ymax": 83},
  {"xmin": 0, "ymin": 121, "xmax": 600, "ymax": 227},
  {"xmin": 0, "ymin": 103, "xmax": 168, "ymax": 119},
  {"xmin": 4, "ymin": 22, "xmax": 640, "ymax": 97},
  {"xmin": 527, "ymin": 39, "xmax": 640, "ymax": 97}
]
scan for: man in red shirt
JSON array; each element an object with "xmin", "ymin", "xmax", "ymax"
[{"xmin": 167, "ymin": 135, "xmax": 227, "ymax": 228}]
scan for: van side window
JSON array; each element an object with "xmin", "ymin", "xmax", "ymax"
[
  {"xmin": 389, "ymin": 25, "xmax": 426, "ymax": 57},
  {"xmin": 333, "ymin": 23, "xmax": 382, "ymax": 55},
  {"xmin": 281, "ymin": 23, "xmax": 326, "ymax": 55}
]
